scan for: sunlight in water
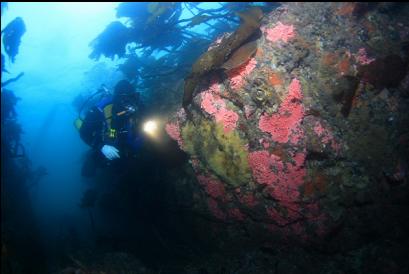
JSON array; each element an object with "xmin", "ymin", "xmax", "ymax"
[{"xmin": 56, "ymin": 2, "xmax": 118, "ymax": 15}]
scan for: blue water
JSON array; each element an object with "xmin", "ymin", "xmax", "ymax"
[
  {"xmin": 1, "ymin": 2, "xmax": 227, "ymax": 269},
  {"xmin": 2, "ymin": 2, "xmax": 122, "ymax": 250}
]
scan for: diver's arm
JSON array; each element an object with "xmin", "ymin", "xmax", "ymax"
[{"xmin": 79, "ymin": 107, "xmax": 105, "ymax": 150}]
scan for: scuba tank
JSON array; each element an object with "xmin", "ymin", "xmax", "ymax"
[
  {"xmin": 73, "ymin": 85, "xmax": 140, "ymax": 134},
  {"xmin": 74, "ymin": 84, "xmax": 144, "ymax": 155},
  {"xmin": 74, "ymin": 85, "xmax": 111, "ymax": 130}
]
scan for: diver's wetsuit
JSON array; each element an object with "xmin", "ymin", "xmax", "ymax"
[{"xmin": 80, "ymin": 96, "xmax": 144, "ymax": 177}]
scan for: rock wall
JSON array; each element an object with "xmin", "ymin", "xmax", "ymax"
[{"xmin": 165, "ymin": 2, "xmax": 409, "ymax": 249}]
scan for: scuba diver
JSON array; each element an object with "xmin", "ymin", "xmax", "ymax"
[
  {"xmin": 1, "ymin": 17, "xmax": 26, "ymax": 63},
  {"xmin": 76, "ymin": 80, "xmax": 145, "ymax": 177}
]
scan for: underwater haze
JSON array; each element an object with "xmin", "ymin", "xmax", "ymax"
[
  {"xmin": 2, "ymin": 2, "xmax": 119, "ymax": 265},
  {"xmin": 2, "ymin": 2, "xmax": 409, "ymax": 274}
]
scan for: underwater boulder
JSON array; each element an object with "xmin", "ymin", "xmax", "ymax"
[
  {"xmin": 165, "ymin": 2, "xmax": 409, "ymax": 252},
  {"xmin": 332, "ymin": 75, "xmax": 360, "ymax": 117},
  {"xmin": 358, "ymin": 54, "xmax": 408, "ymax": 90}
]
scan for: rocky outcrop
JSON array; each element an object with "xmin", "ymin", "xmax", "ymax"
[{"xmin": 165, "ymin": 2, "xmax": 409, "ymax": 251}]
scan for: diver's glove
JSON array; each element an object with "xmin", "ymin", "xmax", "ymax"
[{"xmin": 101, "ymin": 145, "xmax": 120, "ymax": 160}]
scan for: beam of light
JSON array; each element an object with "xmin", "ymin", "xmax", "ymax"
[
  {"xmin": 143, "ymin": 120, "xmax": 159, "ymax": 137},
  {"xmin": 56, "ymin": 2, "xmax": 118, "ymax": 15}
]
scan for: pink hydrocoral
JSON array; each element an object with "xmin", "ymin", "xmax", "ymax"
[
  {"xmin": 356, "ymin": 48, "xmax": 375, "ymax": 65},
  {"xmin": 272, "ymin": 151, "xmax": 306, "ymax": 202},
  {"xmin": 214, "ymin": 110, "xmax": 239, "ymax": 133},
  {"xmin": 165, "ymin": 122, "xmax": 184, "ymax": 149},
  {"xmin": 248, "ymin": 149, "xmax": 306, "ymax": 202},
  {"xmin": 253, "ymin": 79, "xmax": 307, "ymax": 201},
  {"xmin": 249, "ymin": 149, "xmax": 328, "ymax": 238},
  {"xmin": 259, "ymin": 138, "xmax": 270, "ymax": 149},
  {"xmin": 201, "ymin": 91, "xmax": 224, "ymax": 115},
  {"xmin": 259, "ymin": 79, "xmax": 304, "ymax": 144},
  {"xmin": 238, "ymin": 193, "xmax": 257, "ymax": 207},
  {"xmin": 197, "ymin": 174, "xmax": 226, "ymax": 200},
  {"xmin": 313, "ymin": 121, "xmax": 341, "ymax": 153},
  {"xmin": 200, "ymin": 90, "xmax": 239, "ymax": 133},
  {"xmin": 286, "ymin": 78, "xmax": 303, "ymax": 101},
  {"xmin": 207, "ymin": 198, "xmax": 226, "ymax": 220},
  {"xmin": 266, "ymin": 207, "xmax": 293, "ymax": 226},
  {"xmin": 207, "ymin": 79, "xmax": 222, "ymax": 95},
  {"xmin": 228, "ymin": 208, "xmax": 245, "ymax": 221},
  {"xmin": 264, "ymin": 21, "xmax": 295, "ymax": 43},
  {"xmin": 228, "ymin": 58, "xmax": 257, "ymax": 90},
  {"xmin": 293, "ymin": 151, "xmax": 306, "ymax": 168},
  {"xmin": 249, "ymin": 148, "xmax": 310, "ymax": 237},
  {"xmin": 313, "ymin": 122, "xmax": 326, "ymax": 136},
  {"xmin": 248, "ymin": 151, "xmax": 282, "ymax": 185}
]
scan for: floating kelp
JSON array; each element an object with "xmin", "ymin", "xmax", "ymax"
[
  {"xmin": 116, "ymin": 2, "xmax": 149, "ymax": 19},
  {"xmin": 147, "ymin": 2, "xmax": 179, "ymax": 25},
  {"xmin": 221, "ymin": 40, "xmax": 258, "ymax": 71},
  {"xmin": 2, "ymin": 17, "xmax": 26, "ymax": 63},
  {"xmin": 188, "ymin": 14, "xmax": 211, "ymax": 28},
  {"xmin": 183, "ymin": 7, "xmax": 263, "ymax": 108},
  {"xmin": 118, "ymin": 55, "xmax": 139, "ymax": 81},
  {"xmin": 89, "ymin": 21, "xmax": 131, "ymax": 60}
]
